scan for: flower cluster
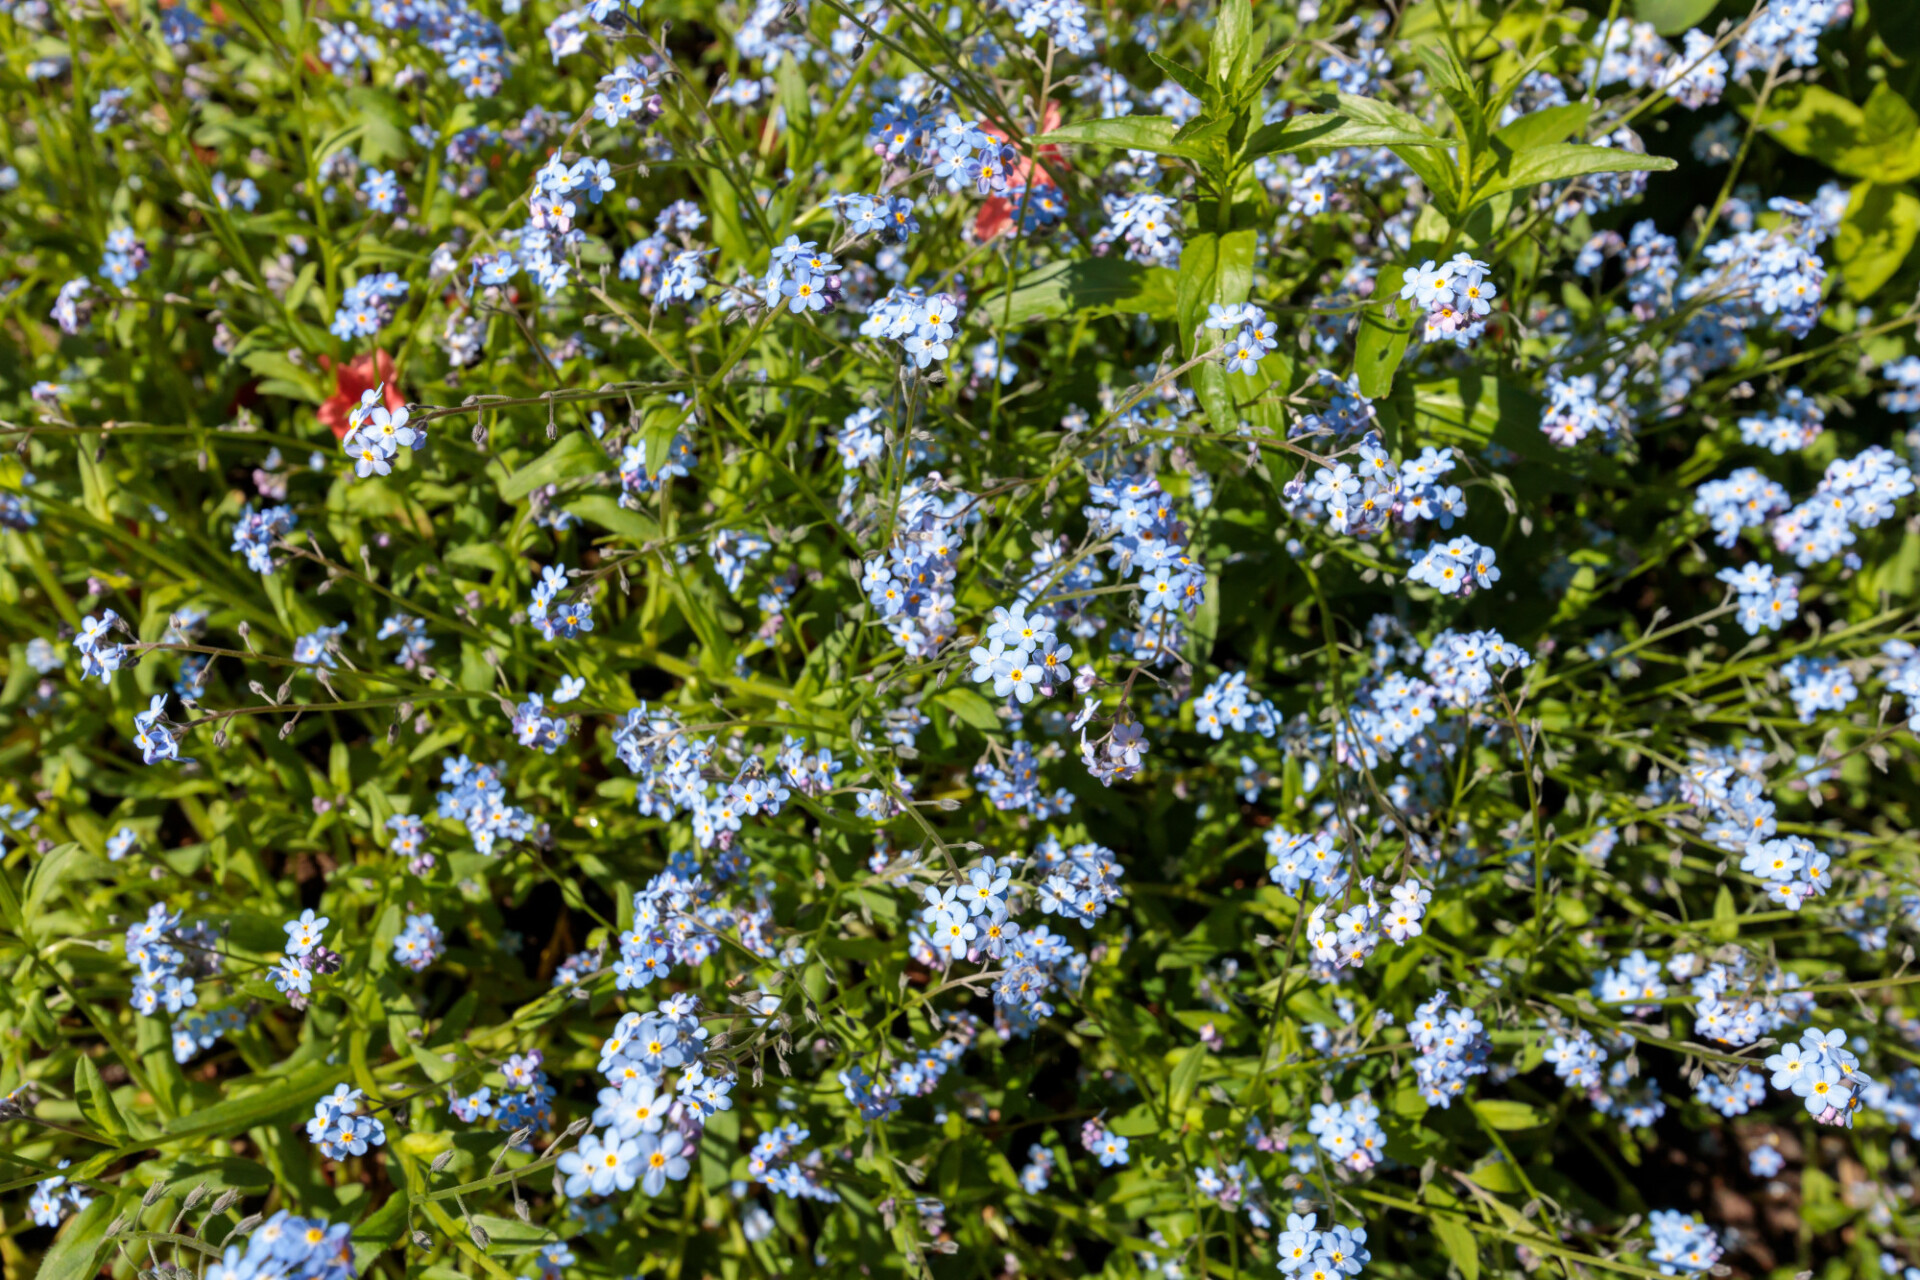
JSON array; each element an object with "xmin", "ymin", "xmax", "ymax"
[
  {"xmin": 329, "ymin": 273, "xmax": 409, "ymax": 341},
  {"xmin": 1407, "ymin": 536, "xmax": 1499, "ymax": 597},
  {"xmin": 1646, "ymin": 1209, "xmax": 1722, "ymax": 1276},
  {"xmin": 1093, "ymin": 192, "xmax": 1181, "ymax": 265},
  {"xmin": 860, "ymin": 286, "xmax": 963, "ymax": 369},
  {"xmin": 306, "ymin": 1084, "xmax": 387, "ymax": 1161},
  {"xmin": 1203, "ymin": 302, "xmax": 1280, "ymax": 377},
  {"xmin": 126, "ymin": 902, "xmax": 223, "ymax": 1018},
  {"xmin": 1398, "ymin": 255, "xmax": 1497, "ymax": 347},
  {"xmin": 1276, "ymin": 1213, "xmax": 1374, "ymax": 1277},
  {"xmin": 393, "ymin": 913, "xmax": 445, "ymax": 971},
  {"xmin": 28, "ymin": 1165, "xmax": 90, "ymax": 1229},
  {"xmin": 341, "ymin": 387, "xmax": 423, "ymax": 478},
  {"xmin": 1770, "ymin": 445, "xmax": 1915, "ymax": 568},
  {"xmin": 1408, "ymin": 991, "xmax": 1491, "ymax": 1108}
]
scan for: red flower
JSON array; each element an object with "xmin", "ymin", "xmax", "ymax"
[
  {"xmin": 974, "ymin": 103, "xmax": 1065, "ymax": 243},
  {"xmin": 318, "ymin": 350, "xmax": 404, "ymax": 440}
]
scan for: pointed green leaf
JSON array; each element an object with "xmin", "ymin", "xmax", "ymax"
[
  {"xmin": 1474, "ymin": 143, "xmax": 1676, "ymax": 203},
  {"xmin": 352, "ymin": 1192, "xmax": 410, "ymax": 1271},
  {"xmin": 158, "ymin": 1061, "xmax": 342, "ymax": 1142},
  {"xmin": 1245, "ymin": 113, "xmax": 1447, "ymax": 161},
  {"xmin": 1432, "ymin": 1215, "xmax": 1481, "ymax": 1280},
  {"xmin": 1176, "ymin": 228, "xmax": 1258, "ymax": 431},
  {"xmin": 1490, "ymin": 103, "xmax": 1593, "ymax": 155},
  {"xmin": 498, "ymin": 430, "xmax": 610, "ymax": 501},
  {"xmin": 1353, "ymin": 307, "xmax": 1413, "ymax": 399},
  {"xmin": 1710, "ymin": 884, "xmax": 1739, "ymax": 942},
  {"xmin": 1328, "ymin": 94, "xmax": 1459, "ymax": 211},
  {"xmin": 641, "ymin": 403, "xmax": 691, "ymax": 476},
  {"xmin": 940, "ymin": 687, "xmax": 1004, "ymax": 733},
  {"xmin": 1635, "ymin": 0, "xmax": 1719, "ymax": 34},
  {"xmin": 73, "ymin": 1055, "xmax": 130, "ymax": 1142},
  {"xmin": 1037, "ymin": 116, "xmax": 1209, "ymax": 161},
  {"xmin": 1166, "ymin": 1043, "xmax": 1207, "ymax": 1117},
  {"xmin": 975, "ymin": 257, "xmax": 1177, "ymax": 325},
  {"xmin": 1473, "ymin": 1100, "xmax": 1547, "ymax": 1130},
  {"xmin": 1148, "ymin": 51, "xmax": 1209, "ymax": 104},
  {"xmin": 1170, "ymin": 112, "xmax": 1233, "ymax": 148},
  {"xmin": 410, "ymin": 1043, "xmax": 462, "ymax": 1084},
  {"xmin": 24, "ymin": 844, "xmax": 111, "ymax": 940},
  {"xmin": 1229, "ymin": 40, "xmax": 1296, "ymax": 111},
  {"xmin": 35, "ymin": 1192, "xmax": 119, "ymax": 1280},
  {"xmin": 1419, "ymin": 44, "xmax": 1485, "ymax": 148},
  {"xmin": 1208, "ymin": 0, "xmax": 1252, "ymax": 96},
  {"xmin": 565, "ymin": 494, "xmax": 663, "ymax": 546}
]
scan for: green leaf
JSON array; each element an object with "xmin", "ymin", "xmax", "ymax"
[
  {"xmin": 145, "ymin": 1155, "xmax": 274, "ymax": 1195},
  {"xmin": 468, "ymin": 1213, "xmax": 557, "ymax": 1253},
  {"xmin": 641, "ymin": 403, "xmax": 691, "ymax": 476},
  {"xmin": 1244, "ymin": 113, "xmax": 1447, "ymax": 161},
  {"xmin": 240, "ymin": 347, "xmax": 326, "ymax": 402},
  {"xmin": 939, "ymin": 687, "xmax": 1003, "ymax": 732},
  {"xmin": 1037, "ymin": 116, "xmax": 1208, "ymax": 161},
  {"xmin": 1474, "ymin": 143, "xmax": 1676, "ymax": 203},
  {"xmin": 977, "ymin": 257, "xmax": 1178, "ymax": 325},
  {"xmin": 344, "ymin": 88, "xmax": 410, "ymax": 164},
  {"xmin": 159, "ymin": 1061, "xmax": 342, "ymax": 1142},
  {"xmin": 1404, "ymin": 375, "xmax": 1553, "ymax": 461},
  {"xmin": 565, "ymin": 493, "xmax": 662, "ymax": 545},
  {"xmin": 1352, "ymin": 307, "xmax": 1413, "ymax": 399},
  {"xmin": 1175, "ymin": 233, "xmax": 1220, "ymax": 350},
  {"xmin": 1207, "ymin": 0, "xmax": 1253, "ymax": 97},
  {"xmin": 1170, "ymin": 112, "xmax": 1233, "ymax": 149},
  {"xmin": 1432, "ymin": 1214, "xmax": 1481, "ymax": 1280},
  {"xmin": 1473, "ymin": 1100, "xmax": 1547, "ymax": 1130},
  {"xmin": 1634, "ymin": 0, "xmax": 1718, "ymax": 34},
  {"xmin": 1836, "ymin": 183, "xmax": 1920, "ymax": 299},
  {"xmin": 1710, "ymin": 884, "xmax": 1739, "ymax": 943},
  {"xmin": 73, "ymin": 1055, "xmax": 130, "ymax": 1142},
  {"xmin": 410, "ymin": 1043, "xmax": 461, "ymax": 1083},
  {"xmin": 1166, "ymin": 1043, "xmax": 1207, "ymax": 1117},
  {"xmin": 1175, "ymin": 228, "xmax": 1257, "ymax": 430},
  {"xmin": 498, "ymin": 431, "xmax": 609, "ymax": 502},
  {"xmin": 36, "ymin": 1192, "xmax": 118, "ymax": 1280},
  {"xmin": 1419, "ymin": 45, "xmax": 1486, "ymax": 150},
  {"xmin": 1148, "ymin": 51, "xmax": 1209, "ymax": 105},
  {"xmin": 1862, "ymin": 81, "xmax": 1919, "ymax": 150},
  {"xmin": 352, "ymin": 1192, "xmax": 410, "ymax": 1271},
  {"xmin": 24, "ymin": 844, "xmax": 111, "ymax": 938},
  {"xmin": 1753, "ymin": 85, "xmax": 1920, "ymax": 182},
  {"xmin": 1230, "ymin": 40, "xmax": 1296, "ymax": 112},
  {"xmin": 1467, "ymin": 1159, "xmax": 1524, "ymax": 1193},
  {"xmin": 1490, "ymin": 103, "xmax": 1593, "ymax": 155},
  {"xmin": 0, "ymin": 860, "xmax": 25, "ymax": 936},
  {"xmin": 1329, "ymin": 93, "xmax": 1459, "ymax": 211}
]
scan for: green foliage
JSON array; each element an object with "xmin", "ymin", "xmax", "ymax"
[{"xmin": 2, "ymin": 1, "xmax": 1920, "ymax": 1279}]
